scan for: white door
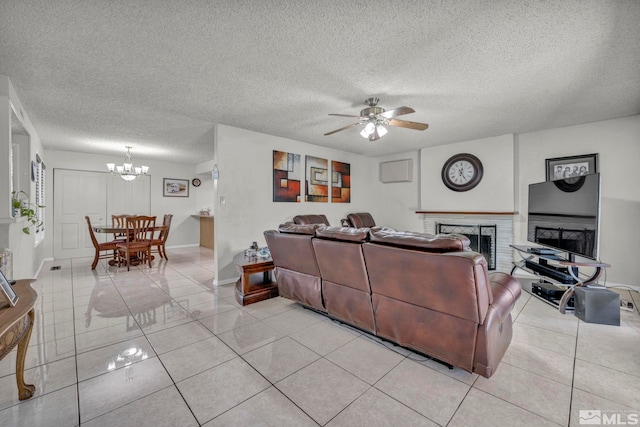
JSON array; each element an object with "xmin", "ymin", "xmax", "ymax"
[
  {"xmin": 106, "ymin": 174, "xmax": 151, "ymax": 218},
  {"xmin": 53, "ymin": 170, "xmax": 108, "ymax": 259}
]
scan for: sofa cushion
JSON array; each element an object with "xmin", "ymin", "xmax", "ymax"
[
  {"xmin": 315, "ymin": 226, "xmax": 369, "ymax": 242},
  {"xmin": 369, "ymin": 227, "xmax": 470, "ymax": 252},
  {"xmin": 293, "ymin": 214, "xmax": 330, "ymax": 225},
  {"xmin": 278, "ymin": 222, "xmax": 325, "ymax": 235}
]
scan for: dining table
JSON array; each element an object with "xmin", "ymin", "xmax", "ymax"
[{"xmin": 91, "ymin": 224, "xmax": 167, "ymax": 266}]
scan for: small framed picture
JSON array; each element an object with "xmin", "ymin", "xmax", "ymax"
[
  {"xmin": 546, "ymin": 153, "xmax": 598, "ymax": 181},
  {"xmin": 163, "ymin": 178, "xmax": 189, "ymax": 197},
  {"xmin": 0, "ymin": 270, "xmax": 18, "ymax": 307}
]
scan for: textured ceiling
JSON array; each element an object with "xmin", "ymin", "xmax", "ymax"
[{"xmin": 1, "ymin": 0, "xmax": 639, "ymax": 164}]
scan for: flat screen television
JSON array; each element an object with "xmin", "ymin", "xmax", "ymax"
[{"xmin": 527, "ymin": 173, "xmax": 601, "ymax": 260}]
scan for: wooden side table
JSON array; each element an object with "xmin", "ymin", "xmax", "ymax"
[
  {"xmin": 0, "ymin": 279, "xmax": 37, "ymax": 400},
  {"xmin": 233, "ymin": 252, "xmax": 278, "ymax": 306}
]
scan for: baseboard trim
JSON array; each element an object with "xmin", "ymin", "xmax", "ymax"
[
  {"xmin": 34, "ymin": 257, "xmax": 55, "ymax": 279},
  {"xmin": 213, "ymin": 277, "xmax": 238, "ymax": 287}
]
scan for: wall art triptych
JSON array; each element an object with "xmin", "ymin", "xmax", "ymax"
[{"xmin": 272, "ymin": 150, "xmax": 350, "ymax": 203}]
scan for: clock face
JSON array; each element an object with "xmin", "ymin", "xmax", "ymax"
[
  {"xmin": 441, "ymin": 154, "xmax": 483, "ymax": 192},
  {"xmin": 191, "ymin": 178, "xmax": 201, "ymax": 187},
  {"xmin": 447, "ymin": 160, "xmax": 475, "ymax": 185}
]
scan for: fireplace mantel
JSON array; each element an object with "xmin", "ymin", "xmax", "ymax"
[{"xmin": 416, "ymin": 211, "xmax": 516, "ymax": 215}]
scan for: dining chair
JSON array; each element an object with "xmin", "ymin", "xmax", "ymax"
[
  {"xmin": 151, "ymin": 214, "xmax": 173, "ymax": 260},
  {"xmin": 111, "ymin": 214, "xmax": 131, "ymax": 241},
  {"xmin": 116, "ymin": 216, "xmax": 156, "ymax": 271},
  {"xmin": 85, "ymin": 216, "xmax": 121, "ymax": 270}
]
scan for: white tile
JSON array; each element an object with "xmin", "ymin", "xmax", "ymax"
[
  {"xmin": 0, "ymin": 385, "xmax": 78, "ymax": 427},
  {"xmin": 198, "ymin": 308, "xmax": 259, "ymax": 335},
  {"xmin": 146, "ymin": 320, "xmax": 214, "ymax": 354},
  {"xmin": 276, "ymin": 358, "xmax": 369, "ymax": 425},
  {"xmin": 78, "ymin": 357, "xmax": 173, "ymax": 423},
  {"xmin": 289, "ymin": 319, "xmax": 359, "ymax": 356},
  {"xmin": 474, "ymin": 361, "xmax": 571, "ymax": 425},
  {"xmin": 217, "ymin": 321, "xmax": 285, "ymax": 355},
  {"xmin": 82, "ymin": 386, "xmax": 198, "ymax": 427},
  {"xmin": 243, "ymin": 336, "xmax": 320, "ymax": 383},
  {"xmin": 177, "ymin": 357, "xmax": 270, "ymax": 424},
  {"xmin": 327, "ymin": 387, "xmax": 435, "ymax": 426},
  {"xmin": 159, "ymin": 336, "xmax": 236, "ymax": 382},
  {"xmin": 326, "ymin": 336, "xmax": 405, "ymax": 384},
  {"xmin": 0, "ymin": 356, "xmax": 77, "ymax": 411},
  {"xmin": 573, "ymin": 359, "xmax": 640, "ymax": 409},
  {"xmin": 76, "ymin": 337, "xmax": 156, "ymax": 381},
  {"xmin": 376, "ymin": 358, "xmax": 470, "ymax": 425},
  {"xmin": 449, "ymin": 388, "xmax": 559, "ymax": 427},
  {"xmin": 204, "ymin": 386, "xmax": 317, "ymax": 427}
]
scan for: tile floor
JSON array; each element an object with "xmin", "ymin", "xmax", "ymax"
[{"xmin": 0, "ymin": 246, "xmax": 639, "ymax": 426}]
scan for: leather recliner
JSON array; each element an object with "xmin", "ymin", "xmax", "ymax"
[{"xmin": 264, "ymin": 224, "xmax": 521, "ymax": 378}]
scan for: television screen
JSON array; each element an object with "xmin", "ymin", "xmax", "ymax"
[{"xmin": 527, "ymin": 173, "xmax": 601, "ymax": 260}]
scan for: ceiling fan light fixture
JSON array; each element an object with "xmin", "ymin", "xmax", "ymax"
[
  {"xmin": 325, "ymin": 98, "xmax": 428, "ymax": 141},
  {"xmin": 360, "ymin": 121, "xmax": 376, "ymax": 138}
]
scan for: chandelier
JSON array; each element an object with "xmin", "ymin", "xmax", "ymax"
[{"xmin": 106, "ymin": 146, "xmax": 149, "ymax": 181}]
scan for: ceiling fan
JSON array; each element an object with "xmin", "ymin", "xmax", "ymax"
[{"xmin": 324, "ymin": 97, "xmax": 429, "ymax": 142}]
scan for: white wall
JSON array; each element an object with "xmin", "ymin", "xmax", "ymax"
[
  {"xmin": 420, "ymin": 134, "xmax": 516, "ymax": 212},
  {"xmin": 0, "ymin": 75, "xmax": 46, "ymax": 279},
  {"xmin": 370, "ymin": 151, "xmax": 423, "ymax": 232},
  {"xmin": 516, "ymin": 115, "xmax": 640, "ymax": 286},
  {"xmin": 214, "ymin": 124, "xmax": 375, "ymax": 283},
  {"xmin": 42, "ymin": 149, "xmax": 202, "ymax": 259}
]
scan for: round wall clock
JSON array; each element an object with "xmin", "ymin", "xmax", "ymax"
[
  {"xmin": 191, "ymin": 178, "xmax": 201, "ymax": 187},
  {"xmin": 441, "ymin": 153, "xmax": 484, "ymax": 192}
]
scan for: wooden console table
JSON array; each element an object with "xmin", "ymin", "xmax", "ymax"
[
  {"xmin": 233, "ymin": 252, "xmax": 278, "ymax": 306},
  {"xmin": 0, "ymin": 279, "xmax": 37, "ymax": 400}
]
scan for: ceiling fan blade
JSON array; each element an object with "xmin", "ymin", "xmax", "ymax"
[
  {"xmin": 328, "ymin": 113, "xmax": 364, "ymax": 118},
  {"xmin": 379, "ymin": 106, "xmax": 415, "ymax": 119},
  {"xmin": 324, "ymin": 122, "xmax": 361, "ymax": 136},
  {"xmin": 387, "ymin": 118, "xmax": 429, "ymax": 131}
]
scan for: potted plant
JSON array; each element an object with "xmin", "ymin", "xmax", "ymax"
[{"xmin": 11, "ymin": 190, "xmax": 43, "ymax": 235}]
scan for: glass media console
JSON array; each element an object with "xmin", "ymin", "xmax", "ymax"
[{"xmin": 510, "ymin": 245, "xmax": 610, "ymax": 314}]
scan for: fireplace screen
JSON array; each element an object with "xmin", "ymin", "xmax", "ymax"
[{"xmin": 436, "ymin": 223, "xmax": 497, "ymax": 270}]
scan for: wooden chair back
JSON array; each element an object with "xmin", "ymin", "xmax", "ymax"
[
  {"xmin": 85, "ymin": 216, "xmax": 100, "ymax": 250},
  {"xmin": 126, "ymin": 216, "xmax": 156, "ymax": 242},
  {"xmin": 160, "ymin": 214, "xmax": 173, "ymax": 242},
  {"xmin": 112, "ymin": 214, "xmax": 131, "ymax": 240}
]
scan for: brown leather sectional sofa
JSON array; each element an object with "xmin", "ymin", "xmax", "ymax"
[{"xmin": 264, "ymin": 224, "xmax": 522, "ymax": 378}]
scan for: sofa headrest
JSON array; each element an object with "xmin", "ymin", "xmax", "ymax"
[
  {"xmin": 278, "ymin": 222, "xmax": 325, "ymax": 235},
  {"xmin": 293, "ymin": 214, "xmax": 330, "ymax": 225},
  {"xmin": 315, "ymin": 226, "xmax": 370, "ymax": 242},
  {"xmin": 346, "ymin": 212, "xmax": 376, "ymax": 228},
  {"xmin": 369, "ymin": 227, "xmax": 470, "ymax": 252}
]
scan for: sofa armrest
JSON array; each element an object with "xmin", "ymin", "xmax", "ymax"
[{"xmin": 488, "ymin": 272, "xmax": 522, "ymax": 323}]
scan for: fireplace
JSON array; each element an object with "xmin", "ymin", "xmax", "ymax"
[
  {"xmin": 437, "ymin": 223, "xmax": 497, "ymax": 270},
  {"xmin": 420, "ymin": 213, "xmax": 514, "ymax": 273}
]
